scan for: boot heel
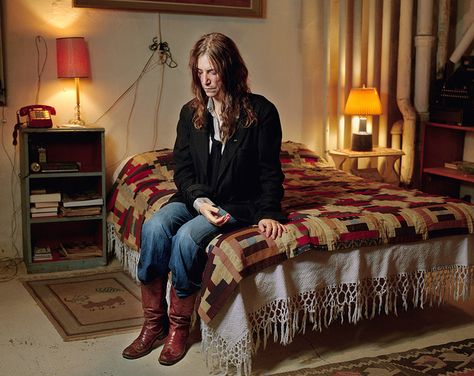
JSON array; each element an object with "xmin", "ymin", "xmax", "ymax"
[
  {"xmin": 122, "ymin": 278, "xmax": 169, "ymax": 360},
  {"xmin": 158, "ymin": 287, "xmax": 197, "ymax": 365}
]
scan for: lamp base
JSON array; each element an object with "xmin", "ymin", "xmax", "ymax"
[
  {"xmin": 68, "ymin": 118, "xmax": 85, "ymax": 126},
  {"xmin": 351, "ymin": 132, "xmax": 373, "ymax": 151}
]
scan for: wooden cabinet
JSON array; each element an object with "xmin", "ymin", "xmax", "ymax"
[
  {"xmin": 420, "ymin": 122, "xmax": 474, "ymax": 198},
  {"xmin": 19, "ymin": 127, "xmax": 107, "ymax": 273}
]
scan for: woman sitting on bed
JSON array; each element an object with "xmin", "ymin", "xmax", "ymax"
[{"xmin": 122, "ymin": 32, "xmax": 287, "ymax": 366}]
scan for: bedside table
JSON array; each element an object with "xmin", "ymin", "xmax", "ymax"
[
  {"xmin": 328, "ymin": 147, "xmax": 404, "ymax": 184},
  {"xmin": 19, "ymin": 127, "xmax": 107, "ymax": 273}
]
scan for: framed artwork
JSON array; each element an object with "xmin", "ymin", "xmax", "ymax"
[{"xmin": 73, "ymin": 0, "xmax": 265, "ymax": 18}]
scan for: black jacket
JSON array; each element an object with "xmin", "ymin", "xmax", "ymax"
[{"xmin": 168, "ymin": 93, "xmax": 286, "ymax": 225}]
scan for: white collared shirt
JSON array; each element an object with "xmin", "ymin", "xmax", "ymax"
[{"xmin": 207, "ymin": 98, "xmax": 225, "ymax": 153}]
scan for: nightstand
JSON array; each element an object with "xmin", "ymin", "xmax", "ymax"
[
  {"xmin": 328, "ymin": 147, "xmax": 404, "ymax": 184},
  {"xmin": 19, "ymin": 127, "xmax": 107, "ymax": 273}
]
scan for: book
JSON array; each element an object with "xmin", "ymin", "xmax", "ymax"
[
  {"xmin": 59, "ymin": 206, "xmax": 102, "ymax": 217},
  {"xmin": 31, "ymin": 211, "xmax": 58, "ymax": 218},
  {"xmin": 444, "ymin": 161, "xmax": 461, "ymax": 169},
  {"xmin": 62, "ymin": 192, "xmax": 103, "ymax": 207},
  {"xmin": 30, "ymin": 192, "xmax": 61, "ymax": 203},
  {"xmin": 30, "ymin": 206, "xmax": 58, "ymax": 214},
  {"xmin": 59, "ymin": 241, "xmax": 102, "ymax": 259},
  {"xmin": 33, "ymin": 246, "xmax": 53, "ymax": 261},
  {"xmin": 34, "ymin": 201, "xmax": 59, "ymax": 209},
  {"xmin": 457, "ymin": 161, "xmax": 474, "ymax": 175}
]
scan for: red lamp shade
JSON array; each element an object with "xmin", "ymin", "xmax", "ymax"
[{"xmin": 56, "ymin": 37, "xmax": 91, "ymax": 78}]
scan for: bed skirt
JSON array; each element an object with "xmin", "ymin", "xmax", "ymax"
[
  {"xmin": 200, "ymin": 234, "xmax": 474, "ymax": 376},
  {"xmin": 107, "ymin": 224, "xmax": 474, "ymax": 376}
]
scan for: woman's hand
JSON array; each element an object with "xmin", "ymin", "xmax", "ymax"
[
  {"xmin": 258, "ymin": 219, "xmax": 286, "ymax": 239},
  {"xmin": 199, "ymin": 202, "xmax": 230, "ymax": 226}
]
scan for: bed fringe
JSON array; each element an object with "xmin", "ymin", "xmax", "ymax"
[
  {"xmin": 107, "ymin": 223, "xmax": 140, "ymax": 281},
  {"xmin": 201, "ymin": 265, "xmax": 474, "ymax": 376},
  {"xmin": 106, "ymin": 225, "xmax": 473, "ymax": 376}
]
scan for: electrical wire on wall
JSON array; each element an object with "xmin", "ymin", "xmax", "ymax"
[
  {"xmin": 0, "ymin": 105, "xmax": 22, "ymax": 282},
  {"xmin": 0, "ymin": 35, "xmax": 47, "ymax": 281},
  {"xmin": 34, "ymin": 35, "xmax": 48, "ymax": 105},
  {"xmin": 149, "ymin": 13, "xmax": 177, "ymax": 150},
  {"xmin": 92, "ymin": 13, "xmax": 177, "ymax": 172}
]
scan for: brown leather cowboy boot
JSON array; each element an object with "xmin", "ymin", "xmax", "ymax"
[
  {"xmin": 158, "ymin": 286, "xmax": 197, "ymax": 365},
  {"xmin": 122, "ymin": 278, "xmax": 169, "ymax": 359}
]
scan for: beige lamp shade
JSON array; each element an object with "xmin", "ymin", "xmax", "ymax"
[{"xmin": 344, "ymin": 87, "xmax": 382, "ymax": 116}]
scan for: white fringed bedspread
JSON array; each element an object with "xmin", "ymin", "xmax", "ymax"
[
  {"xmin": 105, "ymin": 144, "xmax": 474, "ymax": 375},
  {"xmin": 199, "ymin": 234, "xmax": 474, "ymax": 376}
]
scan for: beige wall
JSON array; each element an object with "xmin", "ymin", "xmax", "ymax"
[
  {"xmin": 1, "ymin": 0, "xmax": 473, "ymax": 259},
  {"xmin": 0, "ymin": 0, "xmax": 303, "ymax": 258}
]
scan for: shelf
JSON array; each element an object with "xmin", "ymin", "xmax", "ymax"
[
  {"xmin": 29, "ymin": 215, "xmax": 104, "ymax": 224},
  {"xmin": 29, "ymin": 171, "xmax": 103, "ymax": 179},
  {"xmin": 423, "ymin": 167, "xmax": 474, "ymax": 184},
  {"xmin": 427, "ymin": 122, "xmax": 474, "ymax": 132},
  {"xmin": 27, "ymin": 257, "xmax": 106, "ymax": 273},
  {"xmin": 20, "ymin": 127, "xmax": 107, "ymax": 273}
]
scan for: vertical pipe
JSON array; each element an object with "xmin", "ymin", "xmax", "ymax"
[
  {"xmin": 349, "ymin": 0, "xmax": 362, "ymax": 171},
  {"xmin": 301, "ymin": 0, "xmax": 328, "ymax": 155},
  {"xmin": 338, "ymin": 0, "xmax": 349, "ymax": 150},
  {"xmin": 397, "ymin": 0, "xmax": 417, "ymax": 185},
  {"xmin": 437, "ymin": 0, "xmax": 452, "ymax": 79},
  {"xmin": 344, "ymin": 0, "xmax": 354, "ymax": 148},
  {"xmin": 367, "ymin": 0, "xmax": 382, "ymax": 146},
  {"xmin": 379, "ymin": 0, "xmax": 392, "ymax": 149},
  {"xmin": 378, "ymin": 0, "xmax": 393, "ymax": 174},
  {"xmin": 366, "ymin": 0, "xmax": 376, "ymax": 138},
  {"xmin": 327, "ymin": 0, "xmax": 340, "ymax": 153},
  {"xmin": 414, "ymin": 0, "xmax": 435, "ymax": 119}
]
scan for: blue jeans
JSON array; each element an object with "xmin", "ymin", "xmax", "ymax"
[{"xmin": 137, "ymin": 202, "xmax": 241, "ymax": 298}]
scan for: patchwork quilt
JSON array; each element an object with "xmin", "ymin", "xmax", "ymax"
[{"xmin": 106, "ymin": 142, "xmax": 474, "ymax": 324}]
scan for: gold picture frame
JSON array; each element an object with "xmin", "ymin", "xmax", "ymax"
[{"xmin": 73, "ymin": 0, "xmax": 265, "ymax": 18}]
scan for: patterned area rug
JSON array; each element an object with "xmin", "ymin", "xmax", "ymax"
[
  {"xmin": 272, "ymin": 338, "xmax": 474, "ymax": 376},
  {"xmin": 22, "ymin": 271, "xmax": 143, "ymax": 341}
]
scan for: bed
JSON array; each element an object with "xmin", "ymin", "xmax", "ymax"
[{"xmin": 106, "ymin": 141, "xmax": 474, "ymax": 375}]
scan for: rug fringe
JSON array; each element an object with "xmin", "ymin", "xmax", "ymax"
[{"xmin": 202, "ymin": 265, "xmax": 474, "ymax": 376}]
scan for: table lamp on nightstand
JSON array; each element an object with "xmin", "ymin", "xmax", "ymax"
[
  {"xmin": 56, "ymin": 37, "xmax": 91, "ymax": 126},
  {"xmin": 344, "ymin": 85, "xmax": 382, "ymax": 151}
]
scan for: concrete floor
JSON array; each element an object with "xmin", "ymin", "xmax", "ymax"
[{"xmin": 1, "ymin": 260, "xmax": 474, "ymax": 376}]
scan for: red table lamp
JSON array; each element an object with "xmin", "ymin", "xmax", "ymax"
[{"xmin": 56, "ymin": 37, "xmax": 91, "ymax": 126}]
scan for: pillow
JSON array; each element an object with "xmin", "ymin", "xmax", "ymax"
[
  {"xmin": 280, "ymin": 141, "xmax": 321, "ymax": 168},
  {"xmin": 113, "ymin": 149, "xmax": 175, "ymax": 186}
]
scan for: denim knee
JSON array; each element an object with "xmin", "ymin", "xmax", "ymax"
[
  {"xmin": 169, "ymin": 226, "xmax": 216, "ymax": 297},
  {"xmin": 137, "ymin": 216, "xmax": 173, "ymax": 283}
]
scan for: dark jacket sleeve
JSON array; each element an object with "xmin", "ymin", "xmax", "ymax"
[
  {"xmin": 253, "ymin": 98, "xmax": 287, "ymax": 223},
  {"xmin": 172, "ymin": 104, "xmax": 213, "ymax": 210}
]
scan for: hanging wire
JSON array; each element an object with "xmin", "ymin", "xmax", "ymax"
[
  {"xmin": 93, "ymin": 51, "xmax": 156, "ymax": 170},
  {"xmin": 92, "ymin": 12, "xmax": 177, "ymax": 170},
  {"xmin": 0, "ymin": 105, "xmax": 22, "ymax": 281},
  {"xmin": 152, "ymin": 64, "xmax": 165, "ymax": 150},
  {"xmin": 151, "ymin": 13, "xmax": 169, "ymax": 149},
  {"xmin": 34, "ymin": 35, "xmax": 48, "ymax": 104}
]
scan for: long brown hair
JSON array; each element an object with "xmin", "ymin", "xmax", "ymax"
[{"xmin": 189, "ymin": 32, "xmax": 256, "ymax": 142}]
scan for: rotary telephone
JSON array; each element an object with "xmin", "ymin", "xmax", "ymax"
[{"xmin": 12, "ymin": 105, "xmax": 56, "ymax": 146}]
